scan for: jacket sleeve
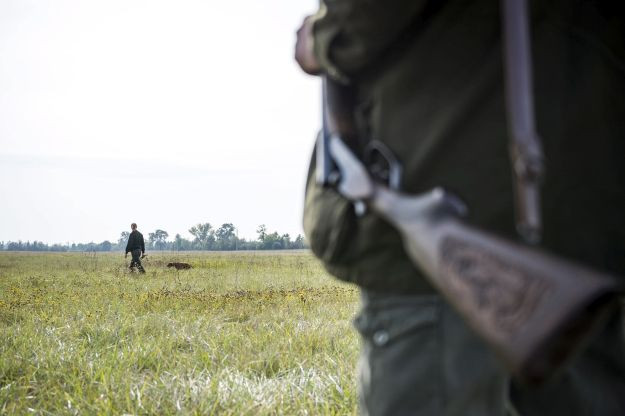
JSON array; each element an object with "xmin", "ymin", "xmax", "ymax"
[
  {"xmin": 140, "ymin": 234, "xmax": 145, "ymax": 253},
  {"xmin": 125, "ymin": 235, "xmax": 131, "ymax": 254},
  {"xmin": 312, "ymin": 0, "xmax": 430, "ymax": 82}
]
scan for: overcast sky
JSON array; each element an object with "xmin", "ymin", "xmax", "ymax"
[{"xmin": 0, "ymin": 0, "xmax": 321, "ymax": 244}]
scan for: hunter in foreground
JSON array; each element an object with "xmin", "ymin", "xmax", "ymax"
[{"xmin": 296, "ymin": 1, "xmax": 625, "ymax": 415}]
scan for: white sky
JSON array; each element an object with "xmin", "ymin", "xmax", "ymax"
[{"xmin": 0, "ymin": 0, "xmax": 321, "ymax": 244}]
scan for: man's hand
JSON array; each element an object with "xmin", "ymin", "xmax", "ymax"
[{"xmin": 295, "ymin": 15, "xmax": 321, "ymax": 75}]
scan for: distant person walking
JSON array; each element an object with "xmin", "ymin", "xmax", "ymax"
[{"xmin": 125, "ymin": 223, "xmax": 146, "ymax": 273}]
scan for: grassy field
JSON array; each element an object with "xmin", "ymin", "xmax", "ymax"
[{"xmin": 0, "ymin": 251, "xmax": 360, "ymax": 415}]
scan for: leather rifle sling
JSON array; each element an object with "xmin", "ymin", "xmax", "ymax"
[{"xmin": 502, "ymin": 0, "xmax": 545, "ymax": 244}]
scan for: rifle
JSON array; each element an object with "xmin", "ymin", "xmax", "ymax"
[
  {"xmin": 316, "ymin": 0, "xmax": 622, "ymax": 384},
  {"xmin": 325, "ymin": 134, "xmax": 619, "ymax": 383}
]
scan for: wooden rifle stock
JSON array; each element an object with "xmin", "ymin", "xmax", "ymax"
[
  {"xmin": 327, "ymin": 133, "xmax": 622, "ymax": 383},
  {"xmin": 371, "ymin": 185, "xmax": 620, "ymax": 383}
]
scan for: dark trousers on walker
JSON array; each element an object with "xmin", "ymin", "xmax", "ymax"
[{"xmin": 129, "ymin": 249, "xmax": 145, "ymax": 273}]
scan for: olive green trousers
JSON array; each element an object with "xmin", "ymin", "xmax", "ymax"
[{"xmin": 355, "ymin": 291, "xmax": 625, "ymax": 416}]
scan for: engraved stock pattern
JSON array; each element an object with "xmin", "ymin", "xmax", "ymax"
[{"xmin": 440, "ymin": 237, "xmax": 550, "ymax": 335}]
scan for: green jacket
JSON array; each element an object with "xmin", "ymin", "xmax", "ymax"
[
  {"xmin": 125, "ymin": 230, "xmax": 145, "ymax": 254},
  {"xmin": 306, "ymin": 0, "xmax": 625, "ymax": 294}
]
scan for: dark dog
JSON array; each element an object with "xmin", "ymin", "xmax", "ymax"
[{"xmin": 167, "ymin": 262, "xmax": 192, "ymax": 270}]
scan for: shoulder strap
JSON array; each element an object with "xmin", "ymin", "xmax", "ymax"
[{"xmin": 502, "ymin": 0, "xmax": 545, "ymax": 244}]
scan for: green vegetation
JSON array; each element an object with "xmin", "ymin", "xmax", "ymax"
[
  {"xmin": 0, "ymin": 251, "xmax": 359, "ymax": 415},
  {"xmin": 0, "ymin": 222, "xmax": 308, "ymax": 253}
]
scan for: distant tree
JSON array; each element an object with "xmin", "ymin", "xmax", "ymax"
[
  {"xmin": 98, "ymin": 240, "xmax": 113, "ymax": 251},
  {"xmin": 50, "ymin": 243, "xmax": 68, "ymax": 252},
  {"xmin": 260, "ymin": 231, "xmax": 282, "ymax": 250},
  {"xmin": 7, "ymin": 241, "xmax": 21, "ymax": 251},
  {"xmin": 172, "ymin": 234, "xmax": 188, "ymax": 250},
  {"xmin": 293, "ymin": 234, "xmax": 306, "ymax": 249},
  {"xmin": 117, "ymin": 232, "xmax": 130, "ymax": 250},
  {"xmin": 282, "ymin": 233, "xmax": 291, "ymax": 249},
  {"xmin": 189, "ymin": 223, "xmax": 214, "ymax": 250},
  {"xmin": 149, "ymin": 229, "xmax": 169, "ymax": 250},
  {"xmin": 6, "ymin": 239, "xmax": 100, "ymax": 252},
  {"xmin": 256, "ymin": 224, "xmax": 267, "ymax": 242},
  {"xmin": 174, "ymin": 233, "xmax": 183, "ymax": 251},
  {"xmin": 215, "ymin": 223, "xmax": 236, "ymax": 250},
  {"xmin": 1, "ymin": 222, "xmax": 308, "ymax": 252}
]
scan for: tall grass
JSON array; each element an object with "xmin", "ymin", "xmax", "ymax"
[{"xmin": 0, "ymin": 251, "xmax": 359, "ymax": 415}]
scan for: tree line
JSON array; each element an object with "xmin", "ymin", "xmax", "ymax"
[{"xmin": 1, "ymin": 223, "xmax": 308, "ymax": 252}]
